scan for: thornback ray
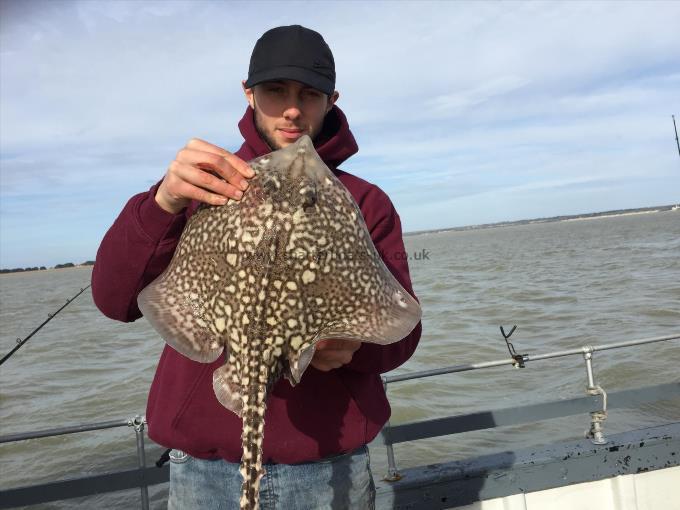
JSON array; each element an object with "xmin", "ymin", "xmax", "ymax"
[{"xmin": 137, "ymin": 135, "xmax": 422, "ymax": 510}]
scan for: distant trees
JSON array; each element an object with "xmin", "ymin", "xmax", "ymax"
[
  {"xmin": 0, "ymin": 261, "xmax": 95, "ymax": 274},
  {"xmin": 0, "ymin": 266, "xmax": 46, "ymax": 274}
]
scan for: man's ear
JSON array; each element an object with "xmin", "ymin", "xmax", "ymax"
[
  {"xmin": 326, "ymin": 90, "xmax": 340, "ymax": 113},
  {"xmin": 242, "ymin": 80, "xmax": 255, "ymax": 109}
]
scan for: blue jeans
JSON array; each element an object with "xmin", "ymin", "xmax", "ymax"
[{"xmin": 167, "ymin": 446, "xmax": 376, "ymax": 510}]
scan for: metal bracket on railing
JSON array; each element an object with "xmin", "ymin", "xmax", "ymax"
[
  {"xmin": 582, "ymin": 347, "xmax": 608, "ymax": 445},
  {"xmin": 500, "ymin": 325, "xmax": 528, "ymax": 368},
  {"xmin": 127, "ymin": 415, "xmax": 150, "ymax": 510},
  {"xmin": 127, "ymin": 414, "xmax": 146, "ymax": 432},
  {"xmin": 381, "ymin": 378, "xmax": 403, "ymax": 482}
]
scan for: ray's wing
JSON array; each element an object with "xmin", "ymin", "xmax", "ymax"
[
  {"xmin": 137, "ymin": 255, "xmax": 225, "ymax": 363},
  {"xmin": 264, "ymin": 142, "xmax": 422, "ymax": 383},
  {"xmin": 309, "ymin": 176, "xmax": 422, "ymax": 348},
  {"xmin": 137, "ymin": 207, "xmax": 237, "ymax": 363}
]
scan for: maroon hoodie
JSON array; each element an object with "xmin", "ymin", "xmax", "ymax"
[{"xmin": 92, "ymin": 106, "xmax": 422, "ymax": 463}]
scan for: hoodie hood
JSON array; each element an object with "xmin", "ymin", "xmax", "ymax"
[{"xmin": 236, "ymin": 105, "xmax": 358, "ymax": 170}]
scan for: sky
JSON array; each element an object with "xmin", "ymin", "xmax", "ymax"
[{"xmin": 1, "ymin": 1, "xmax": 679, "ymax": 268}]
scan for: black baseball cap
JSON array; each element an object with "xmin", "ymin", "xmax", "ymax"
[{"xmin": 245, "ymin": 25, "xmax": 336, "ymax": 96}]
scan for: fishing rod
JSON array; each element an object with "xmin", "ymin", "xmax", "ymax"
[
  {"xmin": 673, "ymin": 115, "xmax": 680, "ymax": 159},
  {"xmin": 0, "ymin": 284, "xmax": 91, "ymax": 366}
]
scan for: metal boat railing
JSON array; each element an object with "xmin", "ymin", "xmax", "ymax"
[
  {"xmin": 0, "ymin": 333, "xmax": 678, "ymax": 509},
  {"xmin": 379, "ymin": 332, "xmax": 680, "ymax": 480},
  {"xmin": 0, "ymin": 415, "xmax": 158, "ymax": 509}
]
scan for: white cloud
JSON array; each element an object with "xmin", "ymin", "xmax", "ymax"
[
  {"xmin": 425, "ymin": 75, "xmax": 531, "ymax": 116},
  {"xmin": 1, "ymin": 0, "xmax": 679, "ymax": 267}
]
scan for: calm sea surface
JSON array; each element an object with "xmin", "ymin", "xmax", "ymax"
[{"xmin": 1, "ymin": 211, "xmax": 679, "ymax": 509}]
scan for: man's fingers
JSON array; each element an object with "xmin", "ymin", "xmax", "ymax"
[
  {"xmin": 157, "ymin": 139, "xmax": 255, "ymax": 214},
  {"xmin": 185, "ymin": 137, "xmax": 232, "ymax": 157},
  {"xmin": 177, "ymin": 149, "xmax": 252, "ymax": 189},
  {"xmin": 312, "ymin": 361, "xmax": 343, "ymax": 372},
  {"xmin": 183, "ymin": 140, "xmax": 254, "ymax": 179},
  {"xmin": 315, "ymin": 339, "xmax": 361, "ymax": 352},
  {"xmin": 310, "ymin": 339, "xmax": 360, "ymax": 372},
  {"xmin": 172, "ymin": 179, "xmax": 230, "ymax": 206},
  {"xmin": 170, "ymin": 162, "xmax": 244, "ymax": 201},
  {"xmin": 224, "ymin": 151, "xmax": 255, "ymax": 179},
  {"xmin": 311, "ymin": 349, "xmax": 355, "ymax": 371}
]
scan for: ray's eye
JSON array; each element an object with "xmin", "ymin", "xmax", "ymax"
[{"xmin": 299, "ymin": 185, "xmax": 317, "ymax": 210}]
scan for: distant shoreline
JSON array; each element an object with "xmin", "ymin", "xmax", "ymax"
[
  {"xmin": 0, "ymin": 263, "xmax": 94, "ymax": 276},
  {"xmin": 0, "ymin": 265, "xmax": 93, "ymax": 275},
  {"xmin": 404, "ymin": 204, "xmax": 678, "ymax": 237},
  {"xmin": 561, "ymin": 209, "xmax": 661, "ymax": 222},
  {"xmin": 2, "ymin": 205, "xmax": 677, "ymax": 270}
]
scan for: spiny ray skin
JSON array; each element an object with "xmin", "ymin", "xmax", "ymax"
[{"xmin": 138, "ymin": 136, "xmax": 421, "ymax": 510}]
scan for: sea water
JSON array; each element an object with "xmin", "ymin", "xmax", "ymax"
[{"xmin": 1, "ymin": 211, "xmax": 678, "ymax": 508}]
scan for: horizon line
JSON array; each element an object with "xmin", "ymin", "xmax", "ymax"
[{"xmin": 2, "ymin": 203, "xmax": 677, "ymax": 271}]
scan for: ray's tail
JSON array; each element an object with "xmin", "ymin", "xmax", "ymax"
[{"xmin": 238, "ymin": 366, "xmax": 269, "ymax": 510}]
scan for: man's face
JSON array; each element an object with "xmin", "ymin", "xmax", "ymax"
[{"xmin": 243, "ymin": 79, "xmax": 339, "ymax": 150}]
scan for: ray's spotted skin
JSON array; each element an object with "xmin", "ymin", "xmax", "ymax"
[{"xmin": 138, "ymin": 135, "xmax": 421, "ymax": 510}]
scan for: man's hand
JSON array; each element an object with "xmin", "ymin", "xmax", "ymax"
[
  {"xmin": 310, "ymin": 339, "xmax": 362, "ymax": 372},
  {"xmin": 155, "ymin": 138, "xmax": 255, "ymax": 214}
]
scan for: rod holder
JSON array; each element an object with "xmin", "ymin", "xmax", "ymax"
[{"xmin": 582, "ymin": 348, "xmax": 608, "ymax": 445}]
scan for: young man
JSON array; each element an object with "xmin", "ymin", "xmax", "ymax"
[{"xmin": 92, "ymin": 25, "xmax": 421, "ymax": 509}]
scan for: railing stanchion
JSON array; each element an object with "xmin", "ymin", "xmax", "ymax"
[
  {"xmin": 582, "ymin": 348, "xmax": 608, "ymax": 445},
  {"xmin": 129, "ymin": 415, "xmax": 150, "ymax": 510},
  {"xmin": 382, "ymin": 377, "xmax": 402, "ymax": 482}
]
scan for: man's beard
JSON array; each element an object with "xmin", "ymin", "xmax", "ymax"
[
  {"xmin": 252, "ymin": 105, "xmax": 319, "ymax": 151},
  {"xmin": 253, "ymin": 109, "xmax": 282, "ymax": 151}
]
